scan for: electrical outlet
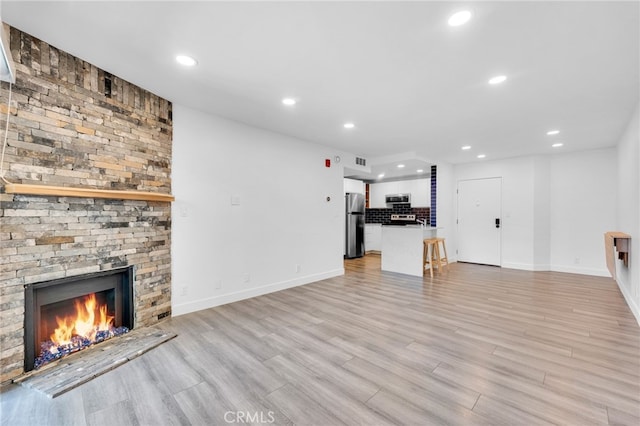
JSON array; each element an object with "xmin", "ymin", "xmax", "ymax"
[
  {"xmin": 214, "ymin": 280, "xmax": 222, "ymax": 290},
  {"xmin": 295, "ymin": 264, "xmax": 301, "ymax": 273},
  {"xmin": 180, "ymin": 285, "xmax": 188, "ymax": 296},
  {"xmin": 243, "ymin": 273, "xmax": 250, "ymax": 283},
  {"xmin": 574, "ymin": 257, "xmax": 580, "ymax": 265}
]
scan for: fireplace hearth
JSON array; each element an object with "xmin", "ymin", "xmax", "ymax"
[{"xmin": 24, "ymin": 267, "xmax": 134, "ymax": 371}]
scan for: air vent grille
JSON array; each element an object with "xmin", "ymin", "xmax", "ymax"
[{"xmin": 355, "ymin": 157, "xmax": 366, "ymax": 166}]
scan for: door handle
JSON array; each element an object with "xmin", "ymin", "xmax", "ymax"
[{"xmin": 495, "ymin": 218, "xmax": 500, "ymax": 228}]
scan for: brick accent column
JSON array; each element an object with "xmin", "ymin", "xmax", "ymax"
[{"xmin": 430, "ymin": 165, "xmax": 437, "ymax": 226}]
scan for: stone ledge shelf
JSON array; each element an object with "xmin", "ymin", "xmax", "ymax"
[{"xmin": 4, "ymin": 183, "xmax": 175, "ymax": 202}]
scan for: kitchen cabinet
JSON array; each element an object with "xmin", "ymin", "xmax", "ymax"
[
  {"xmin": 404, "ymin": 178, "xmax": 430, "ymax": 207},
  {"xmin": 369, "ymin": 181, "xmax": 396, "ymax": 208},
  {"xmin": 344, "ymin": 178, "xmax": 365, "ymax": 194},
  {"xmin": 365, "ymin": 223, "xmax": 382, "ymax": 252},
  {"xmin": 369, "ymin": 178, "xmax": 430, "ymax": 208}
]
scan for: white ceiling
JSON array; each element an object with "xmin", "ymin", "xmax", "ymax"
[{"xmin": 3, "ymin": 1, "xmax": 639, "ymax": 171}]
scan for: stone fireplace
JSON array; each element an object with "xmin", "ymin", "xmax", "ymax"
[{"xmin": 0, "ymin": 27, "xmax": 173, "ymax": 382}]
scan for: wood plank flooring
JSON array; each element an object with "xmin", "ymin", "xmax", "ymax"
[{"xmin": 1, "ymin": 255, "xmax": 639, "ymax": 425}]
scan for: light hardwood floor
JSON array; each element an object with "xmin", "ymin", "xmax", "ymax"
[{"xmin": 2, "ymin": 255, "xmax": 639, "ymax": 425}]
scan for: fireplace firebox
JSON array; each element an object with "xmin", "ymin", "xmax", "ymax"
[{"xmin": 24, "ymin": 267, "xmax": 134, "ymax": 371}]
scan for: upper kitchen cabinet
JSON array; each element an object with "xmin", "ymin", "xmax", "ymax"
[
  {"xmin": 369, "ymin": 178, "xmax": 430, "ymax": 208},
  {"xmin": 344, "ymin": 178, "xmax": 365, "ymax": 194},
  {"xmin": 369, "ymin": 181, "xmax": 398, "ymax": 208},
  {"xmin": 401, "ymin": 178, "xmax": 430, "ymax": 207}
]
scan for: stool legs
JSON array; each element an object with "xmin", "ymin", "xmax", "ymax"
[
  {"xmin": 423, "ymin": 240, "xmax": 434, "ymax": 278},
  {"xmin": 436, "ymin": 238, "xmax": 449, "ymax": 272},
  {"xmin": 434, "ymin": 240, "xmax": 442, "ymax": 271}
]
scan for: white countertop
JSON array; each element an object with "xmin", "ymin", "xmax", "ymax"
[{"xmin": 381, "ymin": 225, "xmax": 439, "ymax": 233}]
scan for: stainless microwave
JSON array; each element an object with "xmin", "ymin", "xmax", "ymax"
[{"xmin": 385, "ymin": 194, "xmax": 411, "ymax": 205}]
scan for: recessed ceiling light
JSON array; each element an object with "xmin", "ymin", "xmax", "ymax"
[
  {"xmin": 282, "ymin": 98, "xmax": 296, "ymax": 106},
  {"xmin": 378, "ymin": 173, "xmax": 385, "ymax": 179},
  {"xmin": 552, "ymin": 143, "xmax": 564, "ymax": 148},
  {"xmin": 344, "ymin": 123, "xmax": 355, "ymax": 129},
  {"xmin": 176, "ymin": 55, "xmax": 197, "ymax": 66},
  {"xmin": 477, "ymin": 154, "xmax": 486, "ymax": 159},
  {"xmin": 461, "ymin": 145, "xmax": 472, "ymax": 150},
  {"xmin": 547, "ymin": 130, "xmax": 560, "ymax": 135},
  {"xmin": 397, "ymin": 164, "xmax": 405, "ymax": 168},
  {"xmin": 488, "ymin": 75, "xmax": 507, "ymax": 85},
  {"xmin": 448, "ymin": 10, "xmax": 472, "ymax": 27},
  {"xmin": 417, "ymin": 169, "xmax": 424, "ymax": 173}
]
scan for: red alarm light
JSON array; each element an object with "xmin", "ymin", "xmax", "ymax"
[{"xmin": 325, "ymin": 159, "xmax": 331, "ymax": 167}]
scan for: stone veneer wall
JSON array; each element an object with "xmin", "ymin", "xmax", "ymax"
[{"xmin": 0, "ymin": 27, "xmax": 173, "ymax": 382}]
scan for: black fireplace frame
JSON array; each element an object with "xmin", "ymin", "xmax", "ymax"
[{"xmin": 24, "ymin": 266, "xmax": 135, "ymax": 371}]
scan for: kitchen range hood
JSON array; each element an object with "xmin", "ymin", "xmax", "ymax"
[{"xmin": 385, "ymin": 194, "xmax": 411, "ymax": 205}]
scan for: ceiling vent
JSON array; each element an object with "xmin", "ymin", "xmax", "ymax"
[
  {"xmin": 355, "ymin": 157, "xmax": 366, "ymax": 166},
  {"xmin": 0, "ymin": 22, "xmax": 15, "ymax": 84}
]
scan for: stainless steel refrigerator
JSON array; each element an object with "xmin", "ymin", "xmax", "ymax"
[{"xmin": 345, "ymin": 193, "xmax": 365, "ymax": 258}]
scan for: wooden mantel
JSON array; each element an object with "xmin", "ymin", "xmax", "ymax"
[
  {"xmin": 604, "ymin": 231, "xmax": 631, "ymax": 280},
  {"xmin": 4, "ymin": 183, "xmax": 175, "ymax": 202}
]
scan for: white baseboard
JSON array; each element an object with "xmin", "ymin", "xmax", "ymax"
[
  {"xmin": 501, "ymin": 262, "xmax": 610, "ymax": 277},
  {"xmin": 501, "ymin": 262, "xmax": 536, "ymax": 271},
  {"xmin": 615, "ymin": 278, "xmax": 640, "ymax": 326},
  {"xmin": 532, "ymin": 264, "xmax": 551, "ymax": 271},
  {"xmin": 491, "ymin": 262, "xmax": 550, "ymax": 271},
  {"xmin": 549, "ymin": 264, "xmax": 610, "ymax": 277},
  {"xmin": 483, "ymin": 261, "xmax": 613, "ymax": 278},
  {"xmin": 172, "ymin": 268, "xmax": 344, "ymax": 316}
]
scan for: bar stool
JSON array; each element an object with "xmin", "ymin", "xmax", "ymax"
[
  {"xmin": 423, "ymin": 238, "xmax": 439, "ymax": 278},
  {"xmin": 423, "ymin": 237, "xmax": 449, "ymax": 277}
]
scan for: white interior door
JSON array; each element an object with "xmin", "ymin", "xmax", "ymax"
[{"xmin": 457, "ymin": 177, "xmax": 502, "ymax": 266}]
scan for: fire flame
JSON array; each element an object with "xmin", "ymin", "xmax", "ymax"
[{"xmin": 50, "ymin": 294, "xmax": 114, "ymax": 345}]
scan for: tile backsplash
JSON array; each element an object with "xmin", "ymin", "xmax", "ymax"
[{"xmin": 366, "ymin": 205, "xmax": 430, "ymax": 224}]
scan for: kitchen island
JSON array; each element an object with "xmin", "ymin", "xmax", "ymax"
[{"xmin": 381, "ymin": 225, "xmax": 438, "ymax": 277}]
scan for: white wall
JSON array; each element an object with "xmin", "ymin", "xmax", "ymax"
[
  {"xmin": 615, "ymin": 104, "xmax": 640, "ymax": 323},
  {"xmin": 453, "ymin": 156, "xmax": 537, "ymax": 270},
  {"xmin": 171, "ymin": 104, "xmax": 344, "ymax": 316},
  {"xmin": 549, "ymin": 148, "xmax": 617, "ymax": 276},
  {"xmin": 169, "ymin": 102, "xmax": 638, "ymax": 322},
  {"xmin": 450, "ymin": 150, "xmax": 617, "ymax": 275},
  {"xmin": 533, "ymin": 156, "xmax": 551, "ymax": 269}
]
